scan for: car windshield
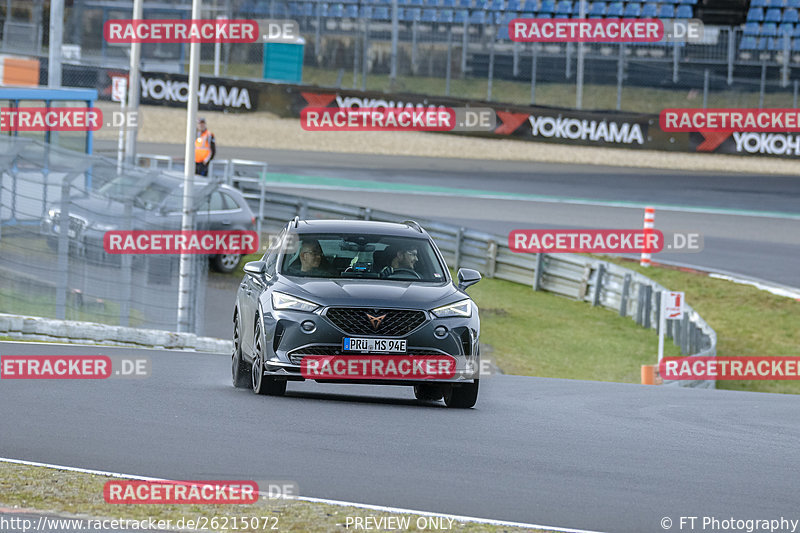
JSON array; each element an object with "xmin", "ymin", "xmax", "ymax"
[
  {"xmin": 97, "ymin": 176, "xmax": 176, "ymax": 210},
  {"xmin": 280, "ymin": 233, "xmax": 446, "ymax": 282}
]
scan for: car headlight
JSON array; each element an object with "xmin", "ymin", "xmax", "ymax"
[
  {"xmin": 431, "ymin": 299, "xmax": 472, "ymax": 318},
  {"xmin": 48, "ymin": 209, "xmax": 57, "ymax": 218},
  {"xmin": 91, "ymin": 222, "xmax": 118, "ymax": 231},
  {"xmin": 271, "ymin": 292, "xmax": 320, "ymax": 312}
]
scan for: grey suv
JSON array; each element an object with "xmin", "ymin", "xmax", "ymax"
[{"xmin": 232, "ymin": 218, "xmax": 482, "ymax": 408}]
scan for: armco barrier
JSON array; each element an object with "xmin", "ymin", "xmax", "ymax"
[
  {"xmin": 0, "ymin": 313, "xmax": 231, "ymax": 353},
  {"xmin": 241, "ymin": 189, "xmax": 716, "ymax": 388}
]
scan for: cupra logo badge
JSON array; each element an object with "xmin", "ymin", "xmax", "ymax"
[{"xmin": 366, "ymin": 313, "xmax": 386, "ymax": 330}]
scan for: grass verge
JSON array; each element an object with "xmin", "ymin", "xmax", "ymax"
[
  {"xmin": 0, "ymin": 463, "xmax": 547, "ymax": 533},
  {"xmin": 600, "ymin": 258, "xmax": 800, "ymax": 395}
]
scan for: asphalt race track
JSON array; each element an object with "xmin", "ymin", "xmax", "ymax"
[
  {"xmin": 1, "ymin": 343, "xmax": 799, "ymax": 533},
  {"xmin": 100, "ymin": 142, "xmax": 800, "ymax": 289}
]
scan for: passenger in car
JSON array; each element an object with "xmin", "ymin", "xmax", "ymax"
[{"xmin": 289, "ymin": 239, "xmax": 337, "ymax": 276}]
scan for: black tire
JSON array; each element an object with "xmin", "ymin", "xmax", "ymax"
[
  {"xmin": 413, "ymin": 384, "xmax": 444, "ymax": 401},
  {"xmin": 251, "ymin": 320, "xmax": 287, "ymax": 396},
  {"xmin": 211, "ymin": 253, "xmax": 241, "ymax": 273},
  {"xmin": 231, "ymin": 313, "xmax": 250, "ymax": 388},
  {"xmin": 443, "ymin": 380, "xmax": 479, "ymax": 409}
]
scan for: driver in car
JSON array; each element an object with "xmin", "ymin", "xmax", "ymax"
[{"xmin": 380, "ymin": 244, "xmax": 419, "ymax": 277}]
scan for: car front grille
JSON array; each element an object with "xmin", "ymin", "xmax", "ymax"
[
  {"xmin": 325, "ymin": 308, "xmax": 427, "ymax": 336},
  {"xmin": 288, "ymin": 345, "xmax": 444, "ymax": 365},
  {"xmin": 51, "ymin": 212, "xmax": 87, "ymax": 236}
]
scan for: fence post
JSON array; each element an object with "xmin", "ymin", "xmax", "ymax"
[
  {"xmin": 703, "ymin": 68, "xmax": 709, "ymax": 109},
  {"xmin": 642, "ymin": 285, "xmax": 652, "ymax": 329},
  {"xmin": 353, "ymin": 28, "xmax": 360, "ymax": 87},
  {"xmin": 445, "ymin": 28, "xmax": 453, "ymax": 95},
  {"xmin": 530, "ymin": 43, "xmax": 538, "ymax": 104},
  {"xmin": 759, "ymin": 61, "xmax": 766, "ymax": 108},
  {"xmin": 486, "ymin": 240, "xmax": 497, "ymax": 278},
  {"xmin": 55, "ymin": 178, "xmax": 72, "ymax": 320},
  {"xmin": 634, "ymin": 284, "xmax": 643, "ymax": 325},
  {"xmin": 592, "ymin": 263, "xmax": 605, "ymax": 306},
  {"xmin": 616, "ymin": 42, "xmax": 624, "ymax": 111},
  {"xmin": 120, "ymin": 200, "xmax": 133, "ymax": 327},
  {"xmin": 619, "ymin": 273, "xmax": 631, "ymax": 317},
  {"xmin": 454, "ymin": 227, "xmax": 464, "ymax": 269},
  {"xmin": 461, "ymin": 18, "xmax": 469, "ymax": 78},
  {"xmin": 654, "ymin": 290, "xmax": 661, "ymax": 333},
  {"xmin": 672, "ymin": 41, "xmax": 679, "ymax": 83},
  {"xmin": 533, "ymin": 253, "xmax": 544, "ymax": 291},
  {"xmin": 782, "ymin": 32, "xmax": 790, "ymax": 87},
  {"xmin": 411, "ymin": 20, "xmax": 419, "ymax": 75},
  {"xmin": 794, "ymin": 79, "xmax": 799, "ymax": 108},
  {"xmin": 362, "ymin": 19, "xmax": 370, "ymax": 91},
  {"xmin": 727, "ymin": 27, "xmax": 735, "ymax": 85},
  {"xmin": 487, "ymin": 29, "xmax": 496, "ymax": 101},
  {"xmin": 364, "ymin": 207, "xmax": 372, "ymax": 221},
  {"xmin": 258, "ymin": 180, "xmax": 265, "ymax": 236},
  {"xmin": 681, "ymin": 312, "xmax": 691, "ymax": 355}
]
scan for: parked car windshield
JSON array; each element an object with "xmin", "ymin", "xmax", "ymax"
[
  {"xmin": 97, "ymin": 176, "xmax": 176, "ymax": 210},
  {"xmin": 280, "ymin": 233, "xmax": 447, "ymax": 282}
]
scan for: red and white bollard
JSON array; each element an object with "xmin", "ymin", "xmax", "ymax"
[{"xmin": 640, "ymin": 206, "xmax": 655, "ymax": 267}]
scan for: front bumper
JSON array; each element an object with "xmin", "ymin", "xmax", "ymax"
[{"xmin": 259, "ymin": 306, "xmax": 480, "ymax": 384}]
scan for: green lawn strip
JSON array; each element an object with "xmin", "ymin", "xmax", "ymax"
[
  {"xmin": 0, "ymin": 463, "xmax": 547, "ymax": 533},
  {"xmin": 599, "ymin": 258, "xmax": 800, "ymax": 395},
  {"xmin": 200, "ymin": 63, "xmax": 793, "ymax": 114},
  {"xmin": 466, "ymin": 274, "xmax": 683, "ymax": 383}
]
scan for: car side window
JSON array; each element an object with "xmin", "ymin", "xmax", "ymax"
[
  {"xmin": 220, "ymin": 193, "xmax": 240, "ymax": 211},
  {"xmin": 208, "ymin": 192, "xmax": 225, "ymax": 211},
  {"xmin": 264, "ymin": 230, "xmax": 285, "ymax": 278}
]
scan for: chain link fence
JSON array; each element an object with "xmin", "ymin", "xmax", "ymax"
[{"xmin": 0, "ymin": 135, "xmax": 208, "ymax": 334}]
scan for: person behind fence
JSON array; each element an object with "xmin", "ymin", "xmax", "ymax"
[{"xmin": 195, "ymin": 117, "xmax": 216, "ymax": 177}]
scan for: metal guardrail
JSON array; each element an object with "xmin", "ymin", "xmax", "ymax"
[{"xmin": 133, "ymin": 154, "xmax": 716, "ymax": 387}]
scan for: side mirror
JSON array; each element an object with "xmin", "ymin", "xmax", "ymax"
[
  {"xmin": 243, "ymin": 261, "xmax": 266, "ymax": 277},
  {"xmin": 457, "ymin": 268, "xmax": 481, "ymax": 290}
]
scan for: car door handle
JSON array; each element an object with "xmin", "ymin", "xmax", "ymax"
[{"xmin": 221, "ymin": 219, "xmax": 231, "ymax": 225}]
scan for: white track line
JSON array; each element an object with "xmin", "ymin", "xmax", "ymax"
[{"xmin": 0, "ymin": 457, "xmax": 605, "ymax": 533}]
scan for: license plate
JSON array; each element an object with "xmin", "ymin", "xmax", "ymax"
[
  {"xmin": 343, "ymin": 338, "xmax": 407, "ymax": 353},
  {"xmin": 54, "ymin": 225, "xmax": 76, "ymax": 238}
]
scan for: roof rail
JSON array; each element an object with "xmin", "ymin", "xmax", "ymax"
[
  {"xmin": 293, "ymin": 216, "xmax": 300, "ymax": 228},
  {"xmin": 403, "ymin": 220, "xmax": 423, "ymax": 233}
]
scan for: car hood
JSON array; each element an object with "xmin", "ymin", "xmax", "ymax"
[
  {"xmin": 52, "ymin": 195, "xmax": 138, "ymax": 227},
  {"xmin": 279, "ymin": 278, "xmax": 464, "ymax": 309}
]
